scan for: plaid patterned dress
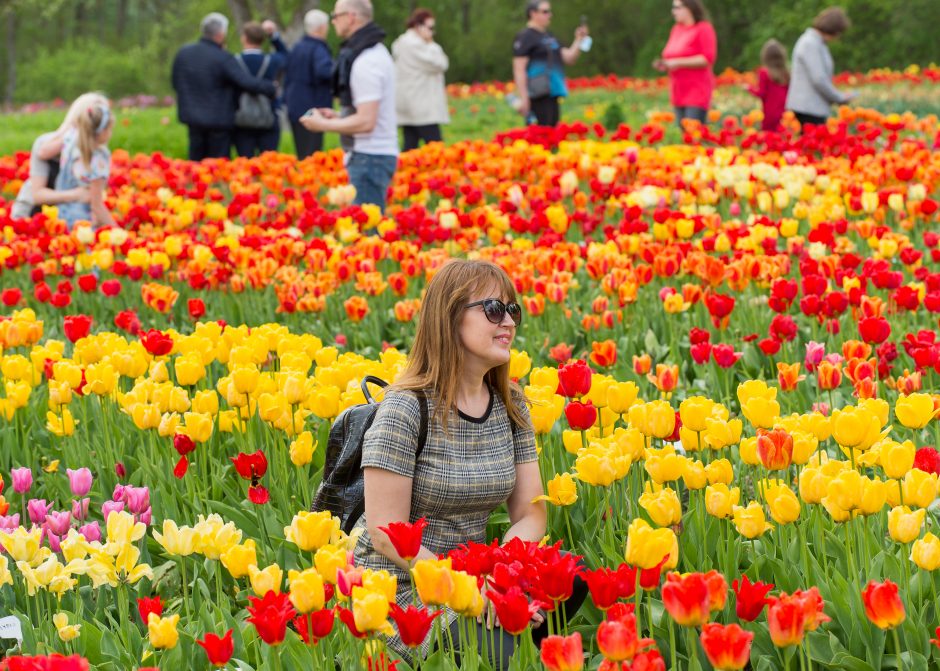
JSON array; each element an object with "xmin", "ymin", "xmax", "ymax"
[{"xmin": 354, "ymin": 387, "xmax": 537, "ymax": 656}]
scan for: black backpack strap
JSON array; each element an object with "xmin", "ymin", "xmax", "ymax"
[{"xmin": 415, "ymin": 390, "xmax": 429, "ymax": 458}]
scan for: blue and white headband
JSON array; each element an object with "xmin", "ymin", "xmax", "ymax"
[{"xmin": 93, "ymin": 105, "xmax": 111, "ymax": 134}]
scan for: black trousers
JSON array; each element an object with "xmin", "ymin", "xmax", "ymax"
[
  {"xmin": 794, "ymin": 111, "xmax": 828, "ymax": 131},
  {"xmin": 232, "ymin": 124, "xmax": 280, "ymax": 157},
  {"xmin": 187, "ymin": 126, "xmax": 231, "ymax": 161},
  {"xmin": 530, "ymin": 96, "xmax": 560, "ymax": 127},
  {"xmin": 291, "ymin": 119, "xmax": 324, "ymax": 159},
  {"xmin": 402, "ymin": 124, "xmax": 442, "ymax": 151}
]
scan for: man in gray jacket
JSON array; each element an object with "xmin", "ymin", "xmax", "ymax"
[{"xmin": 785, "ymin": 7, "xmax": 856, "ymax": 129}]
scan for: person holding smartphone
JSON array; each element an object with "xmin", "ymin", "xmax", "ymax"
[{"xmin": 511, "ymin": 0, "xmax": 589, "ymax": 127}]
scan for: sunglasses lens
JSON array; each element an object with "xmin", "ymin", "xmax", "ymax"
[
  {"xmin": 483, "ymin": 300, "xmax": 506, "ymax": 324},
  {"xmin": 507, "ymin": 302, "xmax": 522, "ymax": 326}
]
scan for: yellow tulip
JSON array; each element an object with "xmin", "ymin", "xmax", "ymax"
[
  {"xmin": 191, "ymin": 389, "xmax": 220, "ymax": 415},
  {"xmin": 533, "ymin": 473, "xmax": 578, "ymax": 506},
  {"xmin": 174, "ymin": 355, "xmax": 206, "ymax": 387},
  {"xmin": 530, "ymin": 367, "xmax": 559, "ymax": 390},
  {"xmin": 285, "ymin": 511, "xmax": 339, "ymax": 553},
  {"xmin": 857, "ymin": 477, "xmax": 887, "ymax": 516},
  {"xmin": 828, "ymin": 469, "xmax": 863, "ymax": 511},
  {"xmin": 249, "ymin": 563, "xmax": 283, "ymax": 596},
  {"xmin": 764, "ymin": 485, "xmax": 800, "ymax": 525},
  {"xmin": 310, "ymin": 386, "xmax": 341, "ymax": 419},
  {"xmin": 679, "ymin": 396, "xmax": 714, "ymax": 433},
  {"xmin": 412, "ymin": 558, "xmax": 454, "ymax": 606},
  {"xmin": 798, "ymin": 467, "xmax": 827, "ymax": 505},
  {"xmin": 703, "ymin": 417, "xmax": 742, "ymax": 450},
  {"xmin": 831, "ymin": 407, "xmax": 873, "ymax": 448},
  {"xmin": 821, "ymin": 495, "xmax": 853, "ymax": 523},
  {"xmin": 705, "ymin": 484, "xmax": 740, "ymax": 519},
  {"xmin": 574, "ymin": 451, "xmax": 618, "ymax": 487},
  {"xmin": 147, "ymin": 613, "xmax": 180, "ymax": 650},
  {"xmin": 84, "ymin": 362, "xmax": 118, "ymax": 395},
  {"xmin": 314, "ymin": 544, "xmax": 349, "ymax": 584},
  {"xmin": 790, "ymin": 431, "xmax": 819, "ymax": 466},
  {"xmin": 509, "ymin": 350, "xmax": 532, "ymax": 380},
  {"xmin": 682, "ymin": 460, "xmax": 707, "ymax": 490},
  {"xmin": 46, "ymin": 408, "xmax": 77, "ymax": 437},
  {"xmin": 352, "ymin": 586, "xmax": 391, "ymax": 633},
  {"xmin": 53, "ymin": 612, "xmax": 81, "ymax": 642},
  {"xmin": 644, "ymin": 446, "xmax": 686, "ymax": 483},
  {"xmin": 737, "ymin": 379, "xmax": 776, "ymax": 407},
  {"xmin": 362, "ymin": 569, "xmax": 398, "ymax": 603},
  {"xmin": 0, "ymin": 528, "xmax": 44, "ymax": 567},
  {"xmin": 705, "ymin": 459, "xmax": 733, "ymax": 485},
  {"xmin": 231, "ymin": 365, "xmax": 260, "ymax": 395},
  {"xmin": 639, "ymin": 487, "xmax": 682, "ymax": 526},
  {"xmin": 895, "ymin": 393, "xmax": 937, "ymax": 430},
  {"xmin": 290, "ymin": 431, "xmax": 316, "ymax": 467},
  {"xmin": 288, "ymin": 568, "xmax": 325, "ymax": 613},
  {"xmin": 731, "ymin": 502, "xmax": 773, "ymax": 539},
  {"xmin": 607, "ymin": 381, "xmax": 640, "ymax": 415},
  {"xmin": 888, "ymin": 506, "xmax": 926, "ymax": 544},
  {"xmin": 625, "ymin": 518, "xmax": 677, "ymax": 569},
  {"xmin": 448, "ymin": 569, "xmax": 484, "ymax": 617},
  {"xmin": 193, "ymin": 514, "xmax": 243, "ymax": 559},
  {"xmin": 880, "ymin": 440, "xmax": 915, "ymax": 480},
  {"xmin": 152, "ymin": 520, "xmax": 196, "ymax": 557},
  {"xmin": 220, "ymin": 540, "xmax": 257, "ymax": 579},
  {"xmin": 911, "ymin": 533, "xmax": 940, "ymax": 571},
  {"xmin": 741, "ymin": 396, "xmax": 780, "ymax": 430},
  {"xmin": 646, "ymin": 400, "xmax": 676, "ymax": 439},
  {"xmin": 738, "ymin": 436, "xmax": 760, "ymax": 466},
  {"xmin": 902, "ymin": 469, "xmax": 938, "ymax": 508}
]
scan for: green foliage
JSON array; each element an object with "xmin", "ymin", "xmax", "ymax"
[{"xmin": 601, "ymin": 101, "xmax": 625, "ymax": 130}]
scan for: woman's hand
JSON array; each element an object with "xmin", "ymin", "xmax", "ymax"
[{"xmin": 653, "ymin": 58, "xmax": 668, "ymax": 72}]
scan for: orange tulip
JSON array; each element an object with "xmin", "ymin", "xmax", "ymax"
[
  {"xmin": 647, "ymin": 364, "xmax": 679, "ymax": 395},
  {"xmin": 816, "ymin": 361, "xmax": 843, "ymax": 391},
  {"xmin": 590, "ymin": 340, "xmax": 617, "ymax": 368},
  {"xmin": 776, "ymin": 362, "xmax": 804, "ymax": 392},
  {"xmin": 343, "ymin": 296, "xmax": 369, "ymax": 322},
  {"xmin": 862, "ymin": 580, "xmax": 905, "ymax": 630},
  {"xmin": 632, "ymin": 354, "xmax": 652, "ymax": 376},
  {"xmin": 756, "ymin": 428, "xmax": 793, "ymax": 471}
]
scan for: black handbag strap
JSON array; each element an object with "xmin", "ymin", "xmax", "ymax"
[{"xmin": 359, "ymin": 376, "xmax": 428, "ymax": 456}]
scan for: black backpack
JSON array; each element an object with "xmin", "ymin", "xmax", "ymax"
[
  {"xmin": 312, "ymin": 376, "xmax": 428, "ymax": 534},
  {"xmin": 234, "ymin": 54, "xmax": 276, "ymax": 129}
]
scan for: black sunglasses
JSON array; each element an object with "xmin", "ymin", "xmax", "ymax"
[{"xmin": 465, "ymin": 299, "xmax": 523, "ymax": 326}]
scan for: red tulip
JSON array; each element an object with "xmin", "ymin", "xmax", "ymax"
[
  {"xmin": 704, "ymin": 292, "xmax": 735, "ymax": 329},
  {"xmin": 862, "ymin": 580, "xmax": 905, "ymax": 629},
  {"xmin": 792, "ymin": 587, "xmax": 830, "ymax": 631},
  {"xmin": 700, "ymin": 622, "xmax": 753, "ymax": 670},
  {"xmin": 188, "ymin": 298, "xmax": 206, "ymax": 320},
  {"xmin": 661, "ymin": 572, "xmax": 710, "ymax": 627},
  {"xmin": 63, "ymin": 314, "xmax": 93, "ymax": 343},
  {"xmin": 1, "ymin": 288, "xmax": 21, "ymax": 307},
  {"xmin": 173, "ymin": 457, "xmax": 189, "ymax": 479},
  {"xmin": 639, "ymin": 555, "xmax": 669, "ymax": 591},
  {"xmin": 336, "ymin": 606, "xmax": 367, "ymax": 639},
  {"xmin": 248, "ymin": 485, "xmax": 270, "ymax": 505},
  {"xmin": 377, "ymin": 518, "xmax": 427, "ymax": 562},
  {"xmin": 731, "ymin": 575, "xmax": 773, "ymax": 621},
  {"xmin": 247, "ymin": 591, "xmax": 296, "ymax": 645},
  {"xmin": 540, "ymin": 632, "xmax": 584, "ymax": 671},
  {"xmin": 597, "ymin": 610, "xmax": 651, "ymax": 662},
  {"xmin": 197, "ymin": 629, "xmax": 234, "ymax": 667},
  {"xmin": 487, "ymin": 586, "xmax": 541, "ymax": 635},
  {"xmin": 629, "ymin": 649, "xmax": 666, "ymax": 671},
  {"xmin": 703, "ymin": 570, "xmax": 728, "ymax": 612},
  {"xmin": 557, "ymin": 359, "xmax": 593, "ymax": 397},
  {"xmin": 137, "ymin": 595, "xmax": 163, "ymax": 623},
  {"xmin": 77, "ymin": 274, "xmax": 98, "ymax": 293},
  {"xmin": 173, "ymin": 434, "xmax": 195, "ymax": 456},
  {"xmin": 584, "ymin": 564, "xmax": 637, "ymax": 611},
  {"xmin": 564, "ymin": 400, "xmax": 597, "ymax": 431},
  {"xmin": 140, "ymin": 328, "xmax": 173, "ymax": 356},
  {"xmin": 858, "ymin": 317, "xmax": 891, "ymax": 344},
  {"xmin": 711, "ymin": 344, "xmax": 742, "ymax": 368},
  {"xmin": 931, "ymin": 625, "xmax": 940, "ymax": 649},
  {"xmin": 766, "ymin": 592, "xmax": 807, "ymax": 647},
  {"xmin": 388, "ymin": 603, "xmax": 440, "ymax": 648},
  {"xmin": 294, "ymin": 608, "xmax": 335, "ymax": 645},
  {"xmin": 231, "ymin": 450, "xmax": 268, "ymax": 480},
  {"xmin": 114, "ymin": 309, "xmax": 141, "ymax": 335},
  {"xmin": 538, "ymin": 548, "xmax": 583, "ymax": 603},
  {"xmin": 100, "ymin": 279, "xmax": 122, "ymax": 297}
]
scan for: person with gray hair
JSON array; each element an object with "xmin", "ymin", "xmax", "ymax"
[
  {"xmin": 171, "ymin": 12, "xmax": 277, "ymax": 160},
  {"xmin": 301, "ymin": 0, "xmax": 398, "ymax": 210},
  {"xmin": 283, "ymin": 9, "xmax": 334, "ymax": 158}
]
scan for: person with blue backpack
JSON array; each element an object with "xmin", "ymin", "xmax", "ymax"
[
  {"xmin": 232, "ymin": 21, "xmax": 287, "ymax": 157},
  {"xmin": 323, "ymin": 259, "xmax": 586, "ymax": 667}
]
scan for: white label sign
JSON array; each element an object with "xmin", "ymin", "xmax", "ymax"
[{"xmin": 0, "ymin": 616, "xmax": 23, "ymax": 643}]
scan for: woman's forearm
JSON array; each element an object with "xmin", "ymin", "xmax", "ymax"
[
  {"xmin": 503, "ymin": 510, "xmax": 547, "ymax": 544},
  {"xmin": 33, "ymin": 186, "xmax": 84, "ymax": 206},
  {"xmin": 372, "ymin": 535, "xmax": 437, "ymax": 572},
  {"xmin": 668, "ymin": 55, "xmax": 709, "ymax": 69}
]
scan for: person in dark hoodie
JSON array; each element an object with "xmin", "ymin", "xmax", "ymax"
[
  {"xmin": 300, "ymin": 0, "xmax": 398, "ymax": 211},
  {"xmin": 171, "ymin": 12, "xmax": 277, "ymax": 161},
  {"xmin": 283, "ymin": 10, "xmax": 334, "ymax": 159}
]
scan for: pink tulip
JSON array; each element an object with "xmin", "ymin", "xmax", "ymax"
[
  {"xmin": 124, "ymin": 487, "xmax": 150, "ymax": 515},
  {"xmin": 138, "ymin": 507, "xmax": 152, "ymax": 525},
  {"xmin": 44, "ymin": 530, "xmax": 62, "ymax": 553},
  {"xmin": 804, "ymin": 341, "xmax": 825, "ymax": 372},
  {"xmin": 11, "ymin": 468, "xmax": 32, "ymax": 494},
  {"xmin": 78, "ymin": 521, "xmax": 101, "ymax": 542},
  {"xmin": 27, "ymin": 499, "xmax": 53, "ymax": 525},
  {"xmin": 0, "ymin": 514, "xmax": 20, "ymax": 531},
  {"xmin": 66, "ymin": 468, "xmax": 93, "ymax": 497},
  {"xmin": 101, "ymin": 500, "xmax": 125, "ymax": 519},
  {"xmin": 44, "ymin": 510, "xmax": 71, "ymax": 536},
  {"xmin": 72, "ymin": 497, "xmax": 90, "ymax": 521}
]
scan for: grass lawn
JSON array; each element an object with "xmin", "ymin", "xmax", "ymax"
[{"xmin": 1, "ymin": 82, "xmax": 937, "ymax": 159}]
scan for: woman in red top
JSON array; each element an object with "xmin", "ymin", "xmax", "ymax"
[
  {"xmin": 746, "ymin": 39, "xmax": 790, "ymax": 132},
  {"xmin": 654, "ymin": 0, "xmax": 717, "ymax": 127}
]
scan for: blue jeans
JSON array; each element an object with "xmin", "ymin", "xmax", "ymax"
[
  {"xmin": 674, "ymin": 105, "xmax": 708, "ymax": 127},
  {"xmin": 346, "ymin": 152, "xmax": 398, "ymax": 211}
]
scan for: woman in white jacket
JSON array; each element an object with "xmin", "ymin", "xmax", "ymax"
[{"xmin": 392, "ymin": 9, "xmax": 450, "ymax": 151}]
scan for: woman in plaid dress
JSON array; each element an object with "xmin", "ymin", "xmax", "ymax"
[{"xmin": 355, "ymin": 259, "xmax": 564, "ymax": 666}]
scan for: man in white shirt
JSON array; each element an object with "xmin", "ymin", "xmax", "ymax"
[{"xmin": 300, "ymin": 0, "xmax": 398, "ymax": 211}]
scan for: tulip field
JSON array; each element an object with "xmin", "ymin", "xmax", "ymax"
[{"xmin": 3, "ymin": 68, "xmax": 940, "ymax": 670}]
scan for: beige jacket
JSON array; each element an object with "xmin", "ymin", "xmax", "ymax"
[{"xmin": 391, "ymin": 29, "xmax": 450, "ymax": 126}]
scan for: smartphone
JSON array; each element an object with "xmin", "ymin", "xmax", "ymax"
[
  {"xmin": 302, "ymin": 108, "xmax": 315, "ymax": 118},
  {"xmin": 579, "ymin": 15, "xmax": 592, "ymax": 52}
]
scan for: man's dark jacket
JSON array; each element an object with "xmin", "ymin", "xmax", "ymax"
[
  {"xmin": 284, "ymin": 36, "xmax": 334, "ymax": 123},
  {"xmin": 172, "ymin": 38, "xmax": 277, "ymax": 130}
]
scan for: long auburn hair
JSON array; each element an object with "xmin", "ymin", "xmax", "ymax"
[
  {"xmin": 760, "ymin": 39, "xmax": 790, "ymax": 85},
  {"xmin": 391, "ymin": 259, "xmax": 528, "ymax": 432}
]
